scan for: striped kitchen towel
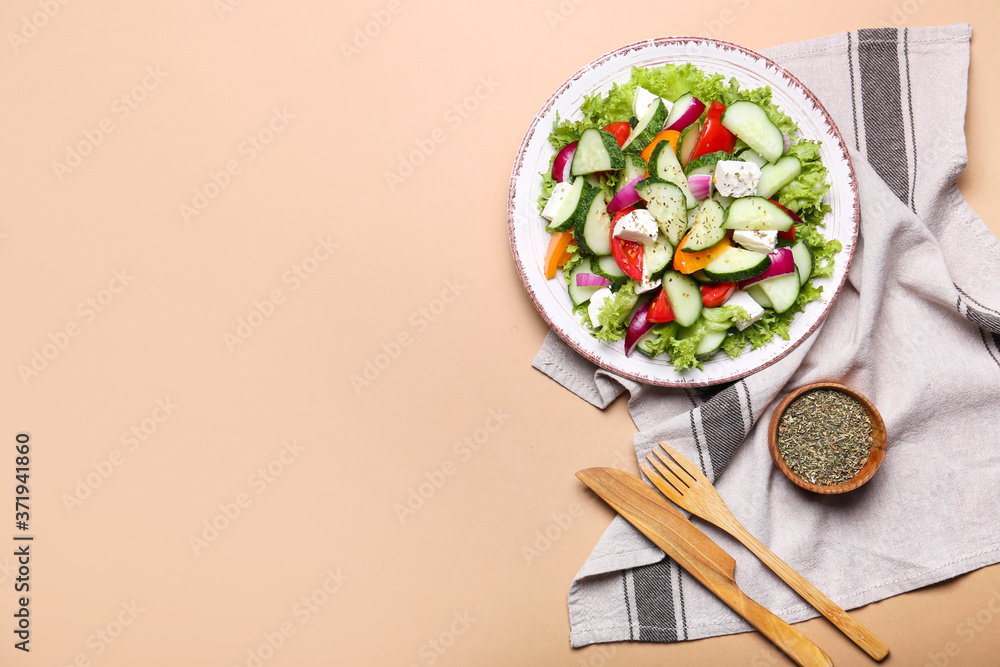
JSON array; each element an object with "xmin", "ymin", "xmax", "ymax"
[{"xmin": 532, "ymin": 24, "xmax": 1000, "ymax": 647}]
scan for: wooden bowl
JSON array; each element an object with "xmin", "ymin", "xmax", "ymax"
[{"xmin": 768, "ymin": 382, "xmax": 887, "ymax": 494}]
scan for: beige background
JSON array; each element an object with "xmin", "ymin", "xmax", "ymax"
[{"xmin": 3, "ymin": 0, "xmax": 998, "ymax": 665}]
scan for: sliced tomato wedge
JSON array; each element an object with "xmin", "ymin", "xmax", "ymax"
[
  {"xmin": 777, "ymin": 225, "xmax": 796, "ymax": 241},
  {"xmin": 603, "ymin": 122, "xmax": 631, "ymax": 148},
  {"xmin": 609, "ymin": 207, "xmax": 643, "ymax": 281},
  {"xmin": 647, "ymin": 287, "xmax": 675, "ymax": 324},
  {"xmin": 700, "ymin": 282, "xmax": 736, "ymax": 308},
  {"xmin": 689, "ymin": 101, "xmax": 737, "ymax": 162}
]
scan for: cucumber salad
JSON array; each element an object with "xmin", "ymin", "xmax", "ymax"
[{"xmin": 537, "ymin": 63, "xmax": 842, "ymax": 371}]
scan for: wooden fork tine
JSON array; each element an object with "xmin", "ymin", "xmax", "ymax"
[
  {"xmin": 658, "ymin": 442, "xmax": 702, "ymax": 480},
  {"xmin": 642, "ymin": 456, "xmax": 683, "ymax": 492},
  {"xmin": 639, "ymin": 462, "xmax": 684, "ymax": 501},
  {"xmin": 650, "ymin": 447, "xmax": 693, "ymax": 487}
]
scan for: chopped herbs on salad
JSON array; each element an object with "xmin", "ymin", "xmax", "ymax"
[{"xmin": 537, "ymin": 63, "xmax": 842, "ymax": 371}]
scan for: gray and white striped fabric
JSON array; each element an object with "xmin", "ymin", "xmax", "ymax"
[{"xmin": 532, "ymin": 24, "xmax": 1000, "ymax": 647}]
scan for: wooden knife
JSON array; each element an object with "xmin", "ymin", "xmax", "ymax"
[{"xmin": 577, "ymin": 467, "xmax": 832, "ymax": 667}]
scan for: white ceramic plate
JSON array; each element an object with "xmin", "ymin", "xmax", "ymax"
[{"xmin": 507, "ymin": 37, "xmax": 858, "ymax": 387}]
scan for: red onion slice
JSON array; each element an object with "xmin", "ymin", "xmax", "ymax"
[
  {"xmin": 664, "ymin": 94, "xmax": 706, "ymax": 132},
  {"xmin": 607, "ymin": 176, "xmax": 643, "ymax": 214},
  {"xmin": 575, "ymin": 273, "xmax": 613, "ymax": 287},
  {"xmin": 552, "ymin": 142, "xmax": 577, "ymax": 183},
  {"xmin": 782, "ymin": 132, "xmax": 791, "ymax": 155},
  {"xmin": 688, "ymin": 173, "xmax": 713, "ymax": 201},
  {"xmin": 624, "ymin": 300, "xmax": 653, "ymax": 357},
  {"xmin": 738, "ymin": 247, "xmax": 796, "ymax": 289}
]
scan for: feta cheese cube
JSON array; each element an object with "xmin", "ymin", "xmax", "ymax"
[
  {"xmin": 540, "ymin": 181, "xmax": 574, "ymax": 221},
  {"xmin": 588, "ymin": 287, "xmax": 614, "ymax": 326},
  {"xmin": 726, "ymin": 290, "xmax": 765, "ymax": 331},
  {"xmin": 732, "ymin": 230, "xmax": 778, "ymax": 254},
  {"xmin": 714, "ymin": 160, "xmax": 761, "ymax": 198},
  {"xmin": 636, "ymin": 273, "xmax": 661, "ymax": 294},
  {"xmin": 613, "ymin": 210, "xmax": 658, "ymax": 245},
  {"xmin": 632, "ymin": 86, "xmax": 673, "ymax": 120}
]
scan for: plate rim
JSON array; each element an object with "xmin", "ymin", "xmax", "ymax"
[{"xmin": 507, "ymin": 36, "xmax": 859, "ymax": 387}]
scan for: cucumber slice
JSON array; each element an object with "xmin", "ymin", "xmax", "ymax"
[
  {"xmin": 690, "ymin": 269, "xmax": 712, "ymax": 283},
  {"xmin": 723, "ymin": 196, "xmax": 795, "ymax": 232},
  {"xmin": 721, "ymin": 101, "xmax": 785, "ymax": 163},
  {"xmin": 616, "ymin": 153, "xmax": 647, "ymax": 192},
  {"xmin": 758, "ymin": 271, "xmax": 801, "ymax": 313},
  {"xmin": 591, "ymin": 255, "xmax": 628, "ymax": 288},
  {"xmin": 572, "ymin": 128, "xmax": 625, "ymax": 176},
  {"xmin": 736, "ymin": 147, "xmax": 769, "ymax": 167},
  {"xmin": 545, "ymin": 178, "xmax": 586, "ymax": 232},
  {"xmin": 702, "ymin": 246, "xmax": 772, "ymax": 282},
  {"xmin": 635, "ymin": 329, "xmax": 660, "ymax": 358},
  {"xmin": 573, "ymin": 187, "xmax": 612, "ymax": 256},
  {"xmin": 694, "ymin": 328, "xmax": 727, "ymax": 357},
  {"xmin": 621, "ymin": 99, "xmax": 668, "ymax": 153},
  {"xmin": 756, "ymin": 156, "xmax": 802, "ymax": 199},
  {"xmin": 649, "ymin": 140, "xmax": 697, "ymax": 208},
  {"xmin": 790, "ymin": 240, "xmax": 814, "ymax": 286},
  {"xmin": 745, "ymin": 284, "xmax": 773, "ymax": 309},
  {"xmin": 683, "ymin": 151, "xmax": 733, "ymax": 176},
  {"xmin": 682, "ymin": 199, "xmax": 726, "ymax": 252},
  {"xmin": 567, "ymin": 258, "xmax": 606, "ymax": 306},
  {"xmin": 635, "ymin": 178, "xmax": 687, "ymax": 246},
  {"xmin": 662, "ymin": 271, "xmax": 703, "ymax": 327},
  {"xmin": 644, "ymin": 237, "xmax": 674, "ymax": 278},
  {"xmin": 712, "ymin": 192, "xmax": 734, "ymax": 209},
  {"xmin": 678, "ymin": 121, "xmax": 701, "ymax": 167}
]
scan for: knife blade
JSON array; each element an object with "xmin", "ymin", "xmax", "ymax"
[{"xmin": 577, "ymin": 467, "xmax": 832, "ymax": 667}]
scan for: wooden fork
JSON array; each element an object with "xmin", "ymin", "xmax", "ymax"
[{"xmin": 641, "ymin": 442, "xmax": 890, "ymax": 662}]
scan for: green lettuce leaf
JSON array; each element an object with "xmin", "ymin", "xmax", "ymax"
[
  {"xmin": 777, "ymin": 140, "xmax": 831, "ymax": 226},
  {"xmin": 548, "ymin": 65, "xmax": 799, "ymax": 151},
  {"xmin": 537, "ymin": 171, "xmax": 557, "ymax": 214},
  {"xmin": 594, "ymin": 281, "xmax": 638, "ymax": 342},
  {"xmin": 560, "ymin": 245, "xmax": 584, "ymax": 288}
]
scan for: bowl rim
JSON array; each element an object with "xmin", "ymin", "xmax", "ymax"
[{"xmin": 767, "ymin": 381, "xmax": 887, "ymax": 494}]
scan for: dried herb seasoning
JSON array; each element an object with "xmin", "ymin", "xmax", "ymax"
[{"xmin": 776, "ymin": 389, "xmax": 874, "ymax": 485}]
